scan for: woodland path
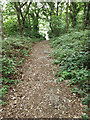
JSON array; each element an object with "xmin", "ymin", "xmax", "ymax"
[{"xmin": 2, "ymin": 41, "xmax": 83, "ymax": 118}]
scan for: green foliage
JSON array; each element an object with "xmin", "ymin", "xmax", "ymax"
[
  {"xmin": 3, "ymin": 17, "xmax": 19, "ymax": 35},
  {"xmin": 82, "ymin": 114, "xmax": 88, "ymax": 120},
  {"xmin": 51, "ymin": 29, "xmax": 89, "ymax": 85},
  {"xmin": 48, "ymin": 15, "xmax": 66, "ymax": 37},
  {"xmin": 50, "ymin": 29, "xmax": 89, "ymax": 117},
  {"xmin": 81, "ymin": 94, "xmax": 90, "ymax": 106},
  {"xmin": 3, "ymin": 17, "xmax": 44, "ymax": 39},
  {"xmin": 1, "ymin": 35, "xmax": 41, "ymax": 105},
  {"xmin": 2, "ymin": 2, "xmax": 90, "ymax": 117},
  {"xmin": 2, "ymin": 57, "xmax": 16, "ymax": 78}
]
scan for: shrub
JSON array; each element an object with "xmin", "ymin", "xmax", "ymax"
[{"xmin": 50, "ymin": 29, "xmax": 89, "ymax": 117}]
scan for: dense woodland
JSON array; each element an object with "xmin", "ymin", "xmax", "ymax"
[{"xmin": 0, "ymin": 1, "xmax": 90, "ymax": 119}]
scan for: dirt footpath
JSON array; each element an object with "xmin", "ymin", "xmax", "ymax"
[{"xmin": 2, "ymin": 41, "xmax": 83, "ymax": 118}]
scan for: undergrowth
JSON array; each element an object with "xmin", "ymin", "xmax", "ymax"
[
  {"xmin": 50, "ymin": 29, "xmax": 90, "ymax": 119},
  {"xmin": 1, "ymin": 35, "xmax": 41, "ymax": 105}
]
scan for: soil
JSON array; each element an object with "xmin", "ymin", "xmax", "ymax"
[{"xmin": 1, "ymin": 41, "xmax": 84, "ymax": 118}]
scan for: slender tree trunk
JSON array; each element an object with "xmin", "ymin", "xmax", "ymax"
[
  {"xmin": 86, "ymin": 3, "xmax": 90, "ymax": 26},
  {"xmin": 69, "ymin": 5, "xmax": 71, "ymax": 24},
  {"xmin": 0, "ymin": 4, "xmax": 2, "ymax": 95},
  {"xmin": 16, "ymin": 13, "xmax": 23, "ymax": 36},
  {"xmin": 83, "ymin": 3, "xmax": 87, "ymax": 30},
  {"xmin": 0, "ymin": 5, "xmax": 3, "ymax": 39},
  {"xmin": 20, "ymin": 27, "xmax": 24, "ymax": 36},
  {"xmin": 72, "ymin": 3, "xmax": 76, "ymax": 27},
  {"xmin": 50, "ymin": 12, "xmax": 52, "ymax": 32},
  {"xmin": 36, "ymin": 12, "xmax": 39, "ymax": 32},
  {"xmin": 28, "ymin": 14, "xmax": 31, "ymax": 31},
  {"xmin": 84, "ymin": 2, "xmax": 86, "ymax": 15},
  {"xmin": 66, "ymin": 2, "xmax": 69, "ymax": 32},
  {"xmin": 57, "ymin": 3, "xmax": 59, "ymax": 16},
  {"xmin": 83, "ymin": 3, "xmax": 90, "ymax": 30}
]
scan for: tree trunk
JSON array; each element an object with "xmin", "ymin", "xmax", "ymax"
[
  {"xmin": 16, "ymin": 13, "xmax": 23, "ymax": 36},
  {"xmin": 57, "ymin": 3, "xmax": 59, "ymax": 16},
  {"xmin": 72, "ymin": 3, "xmax": 76, "ymax": 27},
  {"xmin": 0, "ymin": 6, "xmax": 2, "ymax": 117},
  {"xmin": 0, "ymin": 4, "xmax": 2, "ymax": 88},
  {"xmin": 20, "ymin": 27, "xmax": 24, "ymax": 36},
  {"xmin": 50, "ymin": 13, "xmax": 52, "ymax": 32},
  {"xmin": 84, "ymin": 2, "xmax": 86, "ymax": 15},
  {"xmin": 0, "ymin": 5, "xmax": 3, "ymax": 39},
  {"xmin": 83, "ymin": 3, "xmax": 90, "ymax": 30},
  {"xmin": 66, "ymin": 2, "xmax": 69, "ymax": 32},
  {"xmin": 86, "ymin": 3, "xmax": 90, "ymax": 26},
  {"xmin": 35, "ymin": 12, "xmax": 39, "ymax": 32},
  {"xmin": 69, "ymin": 5, "xmax": 72, "ymax": 24},
  {"xmin": 28, "ymin": 14, "xmax": 31, "ymax": 31},
  {"xmin": 83, "ymin": 3, "xmax": 87, "ymax": 30},
  {"xmin": 14, "ymin": 2, "xmax": 32, "ymax": 36},
  {"xmin": 60, "ymin": 5, "xmax": 62, "ymax": 16}
]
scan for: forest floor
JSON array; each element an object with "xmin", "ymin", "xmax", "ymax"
[{"xmin": 1, "ymin": 41, "xmax": 84, "ymax": 118}]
